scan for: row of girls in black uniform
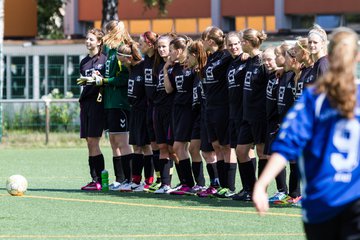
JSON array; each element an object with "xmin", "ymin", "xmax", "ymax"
[{"xmin": 79, "ymin": 22, "xmax": 329, "ymax": 202}]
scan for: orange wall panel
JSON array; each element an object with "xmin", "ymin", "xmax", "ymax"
[
  {"xmin": 4, "ymin": 0, "xmax": 37, "ymax": 37},
  {"xmin": 265, "ymin": 16, "xmax": 276, "ymax": 32},
  {"xmin": 247, "ymin": 16, "xmax": 264, "ymax": 31},
  {"xmin": 152, "ymin": 19, "xmax": 174, "ymax": 34},
  {"xmin": 285, "ymin": 0, "xmax": 360, "ymax": 14},
  {"xmin": 198, "ymin": 18, "xmax": 212, "ymax": 33},
  {"xmin": 175, "ymin": 19, "xmax": 197, "ymax": 33},
  {"xmin": 129, "ymin": 20, "xmax": 150, "ymax": 34},
  {"xmin": 222, "ymin": 0, "xmax": 274, "ymax": 16},
  {"xmin": 236, "ymin": 17, "xmax": 246, "ymax": 31}
]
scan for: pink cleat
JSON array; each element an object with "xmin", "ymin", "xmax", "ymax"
[{"xmin": 81, "ymin": 181, "xmax": 102, "ymax": 191}]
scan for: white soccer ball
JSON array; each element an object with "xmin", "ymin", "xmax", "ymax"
[{"xmin": 6, "ymin": 175, "xmax": 28, "ymax": 196}]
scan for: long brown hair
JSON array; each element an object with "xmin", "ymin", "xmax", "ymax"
[
  {"xmin": 242, "ymin": 28, "xmax": 267, "ymax": 48},
  {"xmin": 103, "ymin": 20, "xmax": 132, "ymax": 49},
  {"xmin": 87, "ymin": 28, "xmax": 104, "ymax": 56},
  {"xmin": 316, "ymin": 27, "xmax": 359, "ymax": 119},
  {"xmin": 153, "ymin": 33, "xmax": 176, "ymax": 75},
  {"xmin": 117, "ymin": 42, "xmax": 142, "ymax": 63},
  {"xmin": 205, "ymin": 26, "xmax": 225, "ymax": 50},
  {"xmin": 187, "ymin": 40, "xmax": 207, "ymax": 76}
]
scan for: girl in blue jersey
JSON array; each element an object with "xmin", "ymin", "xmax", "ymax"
[
  {"xmin": 233, "ymin": 28, "xmax": 267, "ymax": 201},
  {"xmin": 116, "ymin": 42, "xmax": 151, "ymax": 192},
  {"xmin": 201, "ymin": 26, "xmax": 235, "ymax": 198},
  {"xmin": 254, "ymin": 27, "xmax": 360, "ymax": 239},
  {"xmin": 78, "ymin": 28, "xmax": 107, "ymax": 191},
  {"xmin": 307, "ymin": 24, "xmax": 329, "ymax": 83},
  {"xmin": 139, "ymin": 31, "xmax": 159, "ymax": 191}
]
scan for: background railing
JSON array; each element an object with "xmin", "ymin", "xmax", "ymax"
[{"xmin": 0, "ymin": 98, "xmax": 80, "ymax": 144}]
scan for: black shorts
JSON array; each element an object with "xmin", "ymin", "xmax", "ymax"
[
  {"xmin": 153, "ymin": 106, "xmax": 174, "ymax": 145},
  {"xmin": 104, "ymin": 108, "xmax": 130, "ymax": 133},
  {"xmin": 238, "ymin": 120, "xmax": 267, "ymax": 145},
  {"xmin": 146, "ymin": 102, "xmax": 156, "ymax": 142},
  {"xmin": 80, "ymin": 100, "xmax": 105, "ymax": 138},
  {"xmin": 205, "ymin": 107, "xmax": 230, "ymax": 146},
  {"xmin": 172, "ymin": 104, "xmax": 193, "ymax": 142},
  {"xmin": 229, "ymin": 119, "xmax": 241, "ymax": 148},
  {"xmin": 129, "ymin": 108, "xmax": 150, "ymax": 146},
  {"xmin": 200, "ymin": 107, "xmax": 214, "ymax": 152},
  {"xmin": 191, "ymin": 109, "xmax": 201, "ymax": 140},
  {"xmin": 304, "ymin": 198, "xmax": 360, "ymax": 240},
  {"xmin": 264, "ymin": 119, "xmax": 279, "ymax": 155}
]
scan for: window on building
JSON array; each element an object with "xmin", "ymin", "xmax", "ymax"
[
  {"xmin": 291, "ymin": 15, "xmax": 315, "ymax": 29},
  {"xmin": 316, "ymin": 15, "xmax": 341, "ymax": 29}
]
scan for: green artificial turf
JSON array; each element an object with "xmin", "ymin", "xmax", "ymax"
[{"xmin": 0, "ymin": 148, "xmax": 304, "ymax": 240}]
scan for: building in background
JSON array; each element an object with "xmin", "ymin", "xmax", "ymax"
[
  {"xmin": 4, "ymin": 0, "xmax": 37, "ymax": 38},
  {"xmin": 2, "ymin": 0, "xmax": 360, "ymax": 100}
]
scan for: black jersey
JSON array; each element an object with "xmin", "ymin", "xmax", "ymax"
[
  {"xmin": 305, "ymin": 56, "xmax": 329, "ymax": 84},
  {"xmin": 79, "ymin": 53, "xmax": 107, "ymax": 102},
  {"xmin": 294, "ymin": 66, "xmax": 313, "ymax": 101},
  {"xmin": 202, "ymin": 50, "xmax": 232, "ymax": 108},
  {"xmin": 143, "ymin": 55, "xmax": 156, "ymax": 102},
  {"xmin": 265, "ymin": 71, "xmax": 279, "ymax": 121},
  {"xmin": 242, "ymin": 54, "xmax": 267, "ymax": 122},
  {"xmin": 192, "ymin": 74, "xmax": 201, "ymax": 110},
  {"xmin": 277, "ymin": 71, "xmax": 296, "ymax": 121},
  {"xmin": 127, "ymin": 61, "xmax": 147, "ymax": 110},
  {"xmin": 153, "ymin": 60, "xmax": 174, "ymax": 108},
  {"xmin": 227, "ymin": 53, "xmax": 247, "ymax": 120},
  {"xmin": 169, "ymin": 63, "xmax": 195, "ymax": 106}
]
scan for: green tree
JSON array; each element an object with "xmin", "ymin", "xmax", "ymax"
[
  {"xmin": 38, "ymin": 0, "xmax": 67, "ymax": 39},
  {"xmin": 141, "ymin": 0, "xmax": 173, "ymax": 16},
  {"xmin": 102, "ymin": 0, "xmax": 172, "ymax": 28}
]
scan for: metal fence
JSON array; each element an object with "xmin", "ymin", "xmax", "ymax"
[{"xmin": 0, "ymin": 98, "xmax": 80, "ymax": 144}]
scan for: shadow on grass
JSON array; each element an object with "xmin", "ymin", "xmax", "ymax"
[{"xmin": 0, "ymin": 187, "xmax": 300, "ymax": 210}]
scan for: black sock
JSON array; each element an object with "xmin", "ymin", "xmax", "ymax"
[
  {"xmin": 175, "ymin": 162, "xmax": 185, "ymax": 184},
  {"xmin": 153, "ymin": 150, "xmax": 161, "ymax": 183},
  {"xmin": 239, "ymin": 161, "xmax": 256, "ymax": 192},
  {"xmin": 93, "ymin": 154, "xmax": 105, "ymax": 183},
  {"xmin": 132, "ymin": 154, "xmax": 144, "ymax": 184},
  {"xmin": 179, "ymin": 159, "xmax": 195, "ymax": 187},
  {"xmin": 226, "ymin": 162, "xmax": 237, "ymax": 192},
  {"xmin": 258, "ymin": 159, "xmax": 267, "ymax": 178},
  {"xmin": 159, "ymin": 158, "xmax": 171, "ymax": 186},
  {"xmin": 192, "ymin": 161, "xmax": 205, "ymax": 186},
  {"xmin": 275, "ymin": 167, "xmax": 288, "ymax": 193},
  {"xmin": 217, "ymin": 160, "xmax": 226, "ymax": 188},
  {"xmin": 206, "ymin": 163, "xmax": 219, "ymax": 187},
  {"xmin": 113, "ymin": 156, "xmax": 125, "ymax": 183},
  {"xmin": 289, "ymin": 163, "xmax": 301, "ymax": 198},
  {"xmin": 88, "ymin": 156, "xmax": 97, "ymax": 181},
  {"xmin": 143, "ymin": 154, "xmax": 154, "ymax": 184},
  {"xmin": 121, "ymin": 154, "xmax": 133, "ymax": 182}
]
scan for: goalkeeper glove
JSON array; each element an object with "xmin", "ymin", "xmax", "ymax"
[{"xmin": 76, "ymin": 76, "xmax": 94, "ymax": 86}]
